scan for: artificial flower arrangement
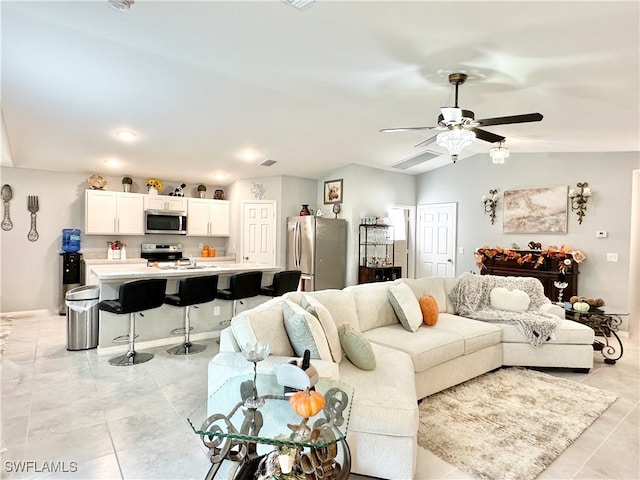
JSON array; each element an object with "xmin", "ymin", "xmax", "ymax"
[
  {"xmin": 145, "ymin": 178, "xmax": 163, "ymax": 190},
  {"xmin": 475, "ymin": 244, "xmax": 586, "ymax": 274}
]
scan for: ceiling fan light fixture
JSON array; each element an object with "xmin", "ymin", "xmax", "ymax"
[
  {"xmin": 490, "ymin": 143, "xmax": 510, "ymax": 164},
  {"xmin": 441, "ymin": 107, "xmax": 462, "ymax": 125},
  {"xmin": 436, "ymin": 129, "xmax": 475, "ymax": 163}
]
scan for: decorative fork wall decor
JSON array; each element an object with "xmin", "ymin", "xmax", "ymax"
[{"xmin": 27, "ymin": 195, "xmax": 39, "ymax": 242}]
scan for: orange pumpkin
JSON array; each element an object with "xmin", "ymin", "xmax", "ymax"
[{"xmin": 289, "ymin": 388, "xmax": 325, "ymax": 418}]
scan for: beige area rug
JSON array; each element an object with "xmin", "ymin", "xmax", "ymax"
[
  {"xmin": 0, "ymin": 315, "xmax": 12, "ymax": 354},
  {"xmin": 417, "ymin": 367, "xmax": 617, "ymax": 480}
]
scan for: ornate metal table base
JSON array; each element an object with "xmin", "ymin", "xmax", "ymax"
[
  {"xmin": 567, "ymin": 309, "xmax": 624, "ymax": 364},
  {"xmin": 197, "ymin": 380, "xmax": 351, "ymax": 480}
]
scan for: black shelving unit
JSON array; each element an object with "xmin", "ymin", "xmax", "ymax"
[{"xmin": 358, "ymin": 224, "xmax": 401, "ymax": 284}]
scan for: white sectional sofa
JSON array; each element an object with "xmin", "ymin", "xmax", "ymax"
[{"xmin": 208, "ymin": 274, "xmax": 595, "ymax": 480}]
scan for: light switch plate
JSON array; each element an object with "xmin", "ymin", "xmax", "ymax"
[
  {"xmin": 213, "ymin": 305, "xmax": 221, "ymax": 316},
  {"xmin": 606, "ymin": 253, "xmax": 618, "ymax": 262},
  {"xmin": 458, "ymin": 247, "xmax": 464, "ymax": 254}
]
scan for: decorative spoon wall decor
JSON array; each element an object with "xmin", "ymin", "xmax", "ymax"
[
  {"xmin": 1, "ymin": 184, "xmax": 13, "ymax": 231},
  {"xmin": 27, "ymin": 195, "xmax": 39, "ymax": 241}
]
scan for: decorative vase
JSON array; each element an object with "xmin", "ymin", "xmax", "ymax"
[
  {"xmin": 199, "ymin": 191, "xmax": 206, "ymax": 199},
  {"xmin": 122, "ymin": 184, "xmax": 131, "ymax": 193},
  {"xmin": 148, "ymin": 187, "xmax": 158, "ymax": 195},
  {"xmin": 300, "ymin": 204, "xmax": 311, "ymax": 216}
]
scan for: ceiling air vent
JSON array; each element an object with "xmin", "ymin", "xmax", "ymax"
[
  {"xmin": 282, "ymin": 0, "xmax": 317, "ymax": 10},
  {"xmin": 391, "ymin": 151, "xmax": 440, "ymax": 170},
  {"xmin": 108, "ymin": 0, "xmax": 135, "ymax": 11},
  {"xmin": 260, "ymin": 159, "xmax": 277, "ymax": 167}
]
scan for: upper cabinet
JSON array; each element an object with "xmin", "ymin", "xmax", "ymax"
[
  {"xmin": 187, "ymin": 198, "xmax": 230, "ymax": 236},
  {"xmin": 85, "ymin": 190, "xmax": 144, "ymax": 235},
  {"xmin": 143, "ymin": 194, "xmax": 186, "ymax": 212}
]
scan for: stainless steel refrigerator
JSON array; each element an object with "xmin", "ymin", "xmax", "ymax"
[{"xmin": 286, "ymin": 216, "xmax": 347, "ymax": 291}]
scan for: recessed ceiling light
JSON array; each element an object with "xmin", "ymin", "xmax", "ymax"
[
  {"xmin": 215, "ymin": 173, "xmax": 225, "ymax": 181},
  {"xmin": 242, "ymin": 151, "xmax": 257, "ymax": 161},
  {"xmin": 115, "ymin": 130, "xmax": 137, "ymax": 142},
  {"xmin": 104, "ymin": 158, "xmax": 121, "ymax": 168}
]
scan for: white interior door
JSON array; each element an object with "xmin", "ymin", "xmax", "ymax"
[
  {"xmin": 417, "ymin": 203, "xmax": 457, "ymax": 278},
  {"xmin": 390, "ymin": 207, "xmax": 410, "ymax": 278},
  {"xmin": 242, "ymin": 201, "xmax": 276, "ymax": 264}
]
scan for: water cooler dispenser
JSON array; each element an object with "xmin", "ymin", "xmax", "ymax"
[{"xmin": 59, "ymin": 229, "xmax": 83, "ymax": 315}]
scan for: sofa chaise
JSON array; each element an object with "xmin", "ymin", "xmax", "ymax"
[{"xmin": 207, "ymin": 274, "xmax": 595, "ymax": 479}]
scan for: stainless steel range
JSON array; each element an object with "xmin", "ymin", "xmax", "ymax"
[{"xmin": 141, "ymin": 243, "xmax": 183, "ymax": 265}]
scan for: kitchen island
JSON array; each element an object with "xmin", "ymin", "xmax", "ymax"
[{"xmin": 91, "ymin": 262, "xmax": 283, "ymax": 356}]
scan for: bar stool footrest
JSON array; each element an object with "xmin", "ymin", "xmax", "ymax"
[{"xmin": 113, "ymin": 333, "xmax": 139, "ymax": 344}]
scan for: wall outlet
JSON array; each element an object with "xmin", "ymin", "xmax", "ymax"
[
  {"xmin": 213, "ymin": 305, "xmax": 221, "ymax": 316},
  {"xmin": 606, "ymin": 253, "xmax": 619, "ymax": 262},
  {"xmin": 596, "ymin": 231, "xmax": 608, "ymax": 238},
  {"xmin": 198, "ymin": 242, "xmax": 204, "ymax": 249},
  {"xmin": 219, "ymin": 319, "xmax": 231, "ymax": 327}
]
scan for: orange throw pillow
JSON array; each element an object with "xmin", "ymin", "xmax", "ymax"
[{"xmin": 419, "ymin": 295, "xmax": 439, "ymax": 326}]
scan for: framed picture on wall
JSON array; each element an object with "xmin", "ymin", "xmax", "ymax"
[
  {"xmin": 503, "ymin": 186, "xmax": 568, "ymax": 233},
  {"xmin": 324, "ymin": 179, "xmax": 343, "ymax": 204}
]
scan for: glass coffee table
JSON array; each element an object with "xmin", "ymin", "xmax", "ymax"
[{"xmin": 188, "ymin": 374, "xmax": 353, "ymax": 480}]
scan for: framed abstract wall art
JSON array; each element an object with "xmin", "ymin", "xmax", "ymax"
[{"xmin": 503, "ymin": 186, "xmax": 568, "ymax": 233}]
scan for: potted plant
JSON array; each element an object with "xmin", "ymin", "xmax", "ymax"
[
  {"xmin": 121, "ymin": 176, "xmax": 133, "ymax": 192},
  {"xmin": 146, "ymin": 178, "xmax": 163, "ymax": 195},
  {"xmin": 197, "ymin": 184, "xmax": 207, "ymax": 198}
]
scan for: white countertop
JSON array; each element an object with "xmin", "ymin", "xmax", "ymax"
[
  {"xmin": 90, "ymin": 262, "xmax": 283, "ymax": 282},
  {"xmin": 83, "ymin": 255, "xmax": 236, "ymax": 265}
]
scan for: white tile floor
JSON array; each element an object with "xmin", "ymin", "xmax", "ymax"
[{"xmin": 1, "ymin": 312, "xmax": 639, "ymax": 480}]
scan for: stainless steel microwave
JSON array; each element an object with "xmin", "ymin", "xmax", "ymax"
[{"xmin": 144, "ymin": 210, "xmax": 187, "ymax": 235}]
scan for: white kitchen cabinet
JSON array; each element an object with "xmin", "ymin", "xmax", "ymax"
[
  {"xmin": 85, "ymin": 190, "xmax": 145, "ymax": 235},
  {"xmin": 143, "ymin": 194, "xmax": 187, "ymax": 212},
  {"xmin": 187, "ymin": 198, "xmax": 230, "ymax": 236}
]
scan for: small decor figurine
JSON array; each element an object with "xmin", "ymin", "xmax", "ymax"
[
  {"xmin": 528, "ymin": 241, "xmax": 542, "ymax": 250},
  {"xmin": 300, "ymin": 204, "xmax": 311, "ymax": 216},
  {"xmin": 197, "ymin": 184, "xmax": 207, "ymax": 198},
  {"xmin": 169, "ymin": 183, "xmax": 186, "ymax": 197},
  {"xmin": 214, "ymin": 189, "xmax": 225, "ymax": 200},
  {"xmin": 121, "ymin": 176, "xmax": 133, "ymax": 192}
]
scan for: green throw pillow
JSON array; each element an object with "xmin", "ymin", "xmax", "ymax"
[
  {"xmin": 282, "ymin": 300, "xmax": 332, "ymax": 361},
  {"xmin": 338, "ymin": 323, "xmax": 376, "ymax": 371},
  {"xmin": 387, "ymin": 282, "xmax": 423, "ymax": 332}
]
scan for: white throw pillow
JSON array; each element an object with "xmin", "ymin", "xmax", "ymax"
[
  {"xmin": 301, "ymin": 294, "xmax": 342, "ymax": 363},
  {"xmin": 282, "ymin": 300, "xmax": 333, "ymax": 361},
  {"xmin": 489, "ymin": 287, "xmax": 531, "ymax": 312},
  {"xmin": 387, "ymin": 282, "xmax": 423, "ymax": 332}
]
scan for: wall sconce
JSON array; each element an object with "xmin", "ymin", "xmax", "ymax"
[
  {"xmin": 568, "ymin": 182, "xmax": 591, "ymax": 224},
  {"xmin": 482, "ymin": 189, "xmax": 499, "ymax": 225}
]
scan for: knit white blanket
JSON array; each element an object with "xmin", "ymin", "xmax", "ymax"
[{"xmin": 449, "ymin": 273, "xmax": 558, "ymax": 347}]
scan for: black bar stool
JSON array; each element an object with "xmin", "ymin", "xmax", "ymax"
[
  {"xmin": 164, "ymin": 275, "xmax": 218, "ymax": 355},
  {"xmin": 216, "ymin": 271, "xmax": 263, "ymax": 317},
  {"xmin": 98, "ymin": 278, "xmax": 167, "ymax": 366},
  {"xmin": 259, "ymin": 270, "xmax": 301, "ymax": 297}
]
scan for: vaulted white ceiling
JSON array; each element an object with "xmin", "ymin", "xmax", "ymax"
[{"xmin": 2, "ymin": 1, "xmax": 638, "ymax": 185}]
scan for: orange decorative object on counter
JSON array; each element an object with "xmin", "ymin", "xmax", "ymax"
[
  {"xmin": 201, "ymin": 245, "xmax": 209, "ymax": 257},
  {"xmin": 210, "ymin": 247, "xmax": 216, "ymax": 257}
]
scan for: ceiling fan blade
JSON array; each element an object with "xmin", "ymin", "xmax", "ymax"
[
  {"xmin": 470, "ymin": 127, "xmax": 505, "ymax": 144},
  {"xmin": 379, "ymin": 126, "xmax": 436, "ymax": 133},
  {"xmin": 414, "ymin": 134, "xmax": 439, "ymax": 148},
  {"xmin": 475, "ymin": 113, "xmax": 543, "ymax": 127}
]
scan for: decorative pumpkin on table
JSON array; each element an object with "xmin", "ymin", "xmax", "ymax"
[{"xmin": 289, "ymin": 388, "xmax": 325, "ymax": 418}]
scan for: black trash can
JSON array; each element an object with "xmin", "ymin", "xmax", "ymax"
[{"xmin": 65, "ymin": 285, "xmax": 100, "ymax": 351}]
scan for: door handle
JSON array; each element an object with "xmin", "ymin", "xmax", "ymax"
[
  {"xmin": 243, "ymin": 256, "xmax": 249, "ymax": 260},
  {"xmin": 447, "ymin": 258, "xmax": 453, "ymax": 263}
]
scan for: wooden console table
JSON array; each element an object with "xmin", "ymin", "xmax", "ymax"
[{"xmin": 479, "ymin": 250, "xmax": 578, "ymax": 302}]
